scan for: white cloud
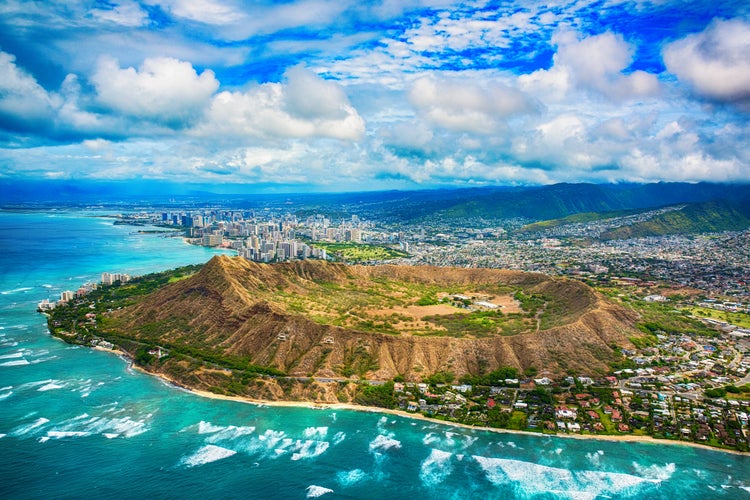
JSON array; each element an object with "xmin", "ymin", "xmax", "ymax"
[
  {"xmin": 196, "ymin": 67, "xmax": 364, "ymax": 141},
  {"xmin": 90, "ymin": 1, "xmax": 149, "ymax": 27},
  {"xmin": 663, "ymin": 19, "xmax": 750, "ymax": 106},
  {"xmin": 91, "ymin": 56, "xmax": 219, "ymax": 127},
  {"xmin": 408, "ymin": 74, "xmax": 536, "ymax": 133},
  {"xmin": 520, "ymin": 31, "xmax": 660, "ymax": 101},
  {"xmin": 0, "ymin": 51, "xmax": 57, "ymax": 127},
  {"xmin": 151, "ymin": 0, "xmax": 240, "ymax": 25}
]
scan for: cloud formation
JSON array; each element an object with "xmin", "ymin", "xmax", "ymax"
[
  {"xmin": 92, "ymin": 57, "xmax": 219, "ymax": 128},
  {"xmin": 663, "ymin": 19, "xmax": 750, "ymax": 106},
  {"xmin": 0, "ymin": 0, "xmax": 748, "ymax": 189},
  {"xmin": 196, "ymin": 66, "xmax": 364, "ymax": 140}
]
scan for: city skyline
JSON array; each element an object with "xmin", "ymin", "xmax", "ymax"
[{"xmin": 1, "ymin": 1, "xmax": 749, "ymax": 192}]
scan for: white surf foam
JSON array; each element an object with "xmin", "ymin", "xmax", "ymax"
[
  {"xmin": 195, "ymin": 420, "xmax": 256, "ymax": 442},
  {"xmin": 585, "ymin": 450, "xmax": 604, "ymax": 467},
  {"xmin": 208, "ymin": 424, "xmax": 255, "ymax": 443},
  {"xmin": 305, "ymin": 485, "xmax": 333, "ymax": 498},
  {"xmin": 331, "ymin": 431, "xmax": 346, "ymax": 446},
  {"xmin": 473, "ymin": 455, "xmax": 656, "ymax": 498},
  {"xmin": 198, "ymin": 421, "xmax": 225, "ymax": 434},
  {"xmin": 38, "ymin": 380, "xmax": 67, "ymax": 391},
  {"xmin": 0, "ymin": 352, "xmax": 23, "ymax": 360},
  {"xmin": 420, "ymin": 449, "xmax": 453, "ymax": 486},
  {"xmin": 631, "ymin": 462, "xmax": 676, "ymax": 481},
  {"xmin": 47, "ymin": 430, "xmax": 88, "ymax": 439},
  {"xmin": 337, "ymin": 468, "xmax": 367, "ymax": 487},
  {"xmin": 1, "ymin": 287, "xmax": 32, "ymax": 295},
  {"xmin": 0, "ymin": 391, "xmax": 13, "ymax": 400},
  {"xmin": 303, "ymin": 426, "xmax": 328, "ymax": 439},
  {"xmin": 0, "ymin": 359, "xmax": 29, "ymax": 367},
  {"xmin": 11, "ymin": 417, "xmax": 50, "ymax": 436},
  {"xmin": 181, "ymin": 445, "xmax": 237, "ymax": 468},
  {"xmin": 291, "ymin": 440, "xmax": 330, "ymax": 461},
  {"xmin": 369, "ymin": 434, "xmax": 402, "ymax": 453}
]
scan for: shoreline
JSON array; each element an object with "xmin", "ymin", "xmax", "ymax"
[{"xmin": 121, "ymin": 360, "xmax": 747, "ymax": 457}]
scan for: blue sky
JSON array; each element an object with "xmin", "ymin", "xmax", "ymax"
[{"xmin": 0, "ymin": 0, "xmax": 748, "ymax": 192}]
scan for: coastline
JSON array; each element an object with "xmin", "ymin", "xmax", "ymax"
[{"xmin": 122, "ymin": 360, "xmax": 747, "ymax": 457}]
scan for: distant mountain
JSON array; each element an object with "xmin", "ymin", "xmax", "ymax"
[
  {"xmin": 599, "ymin": 201, "xmax": 750, "ymax": 240},
  {"xmin": 3, "ymin": 180, "xmax": 750, "ymax": 226},
  {"xmin": 432, "ymin": 183, "xmax": 750, "ymax": 222}
]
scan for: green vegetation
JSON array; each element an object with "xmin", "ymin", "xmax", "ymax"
[
  {"xmin": 421, "ymin": 309, "xmax": 532, "ymax": 337},
  {"xmin": 685, "ymin": 306, "xmax": 750, "ymax": 329},
  {"xmin": 45, "ymin": 263, "xmax": 285, "ymax": 379},
  {"xmin": 308, "ymin": 241, "xmax": 408, "ymax": 262},
  {"xmin": 600, "ymin": 201, "xmax": 750, "ymax": 240},
  {"xmin": 518, "ymin": 209, "xmax": 637, "ymax": 233},
  {"xmin": 354, "ymin": 381, "xmax": 395, "ymax": 408},
  {"xmin": 460, "ymin": 366, "xmax": 519, "ymax": 386}
]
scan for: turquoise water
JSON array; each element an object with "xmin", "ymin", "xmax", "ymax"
[{"xmin": 0, "ymin": 211, "xmax": 748, "ymax": 499}]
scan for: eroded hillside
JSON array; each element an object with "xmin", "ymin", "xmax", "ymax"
[{"xmin": 109, "ymin": 255, "xmax": 641, "ymax": 388}]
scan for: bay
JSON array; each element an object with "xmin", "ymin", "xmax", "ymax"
[{"xmin": 0, "ymin": 210, "xmax": 747, "ymax": 499}]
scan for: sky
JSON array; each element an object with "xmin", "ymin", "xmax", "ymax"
[{"xmin": 0, "ymin": 0, "xmax": 749, "ymax": 192}]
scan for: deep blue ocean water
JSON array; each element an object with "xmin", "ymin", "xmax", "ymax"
[{"xmin": 0, "ymin": 210, "xmax": 748, "ymax": 499}]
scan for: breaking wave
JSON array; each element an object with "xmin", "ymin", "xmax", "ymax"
[
  {"xmin": 420, "ymin": 449, "xmax": 453, "ymax": 486},
  {"xmin": 181, "ymin": 445, "xmax": 237, "ymax": 468},
  {"xmin": 473, "ymin": 455, "xmax": 663, "ymax": 498},
  {"xmin": 305, "ymin": 485, "xmax": 333, "ymax": 498},
  {"xmin": 369, "ymin": 434, "xmax": 402, "ymax": 453},
  {"xmin": 337, "ymin": 468, "xmax": 367, "ymax": 487}
]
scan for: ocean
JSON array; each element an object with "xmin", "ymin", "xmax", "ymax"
[{"xmin": 0, "ymin": 210, "xmax": 748, "ymax": 499}]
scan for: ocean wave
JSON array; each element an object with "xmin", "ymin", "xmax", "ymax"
[
  {"xmin": 0, "ymin": 359, "xmax": 29, "ymax": 367},
  {"xmin": 337, "ymin": 468, "xmax": 367, "ymax": 487},
  {"xmin": 585, "ymin": 450, "xmax": 604, "ymax": 468},
  {"xmin": 331, "ymin": 431, "xmax": 346, "ymax": 446},
  {"xmin": 369, "ymin": 434, "xmax": 402, "ymax": 453},
  {"xmin": 181, "ymin": 445, "xmax": 237, "ymax": 468},
  {"xmin": 44, "ymin": 412, "xmax": 150, "ymax": 440},
  {"xmin": 46, "ymin": 430, "xmax": 88, "ymax": 439},
  {"xmin": 31, "ymin": 357, "xmax": 56, "ymax": 365},
  {"xmin": 422, "ymin": 430, "xmax": 474, "ymax": 450},
  {"xmin": 305, "ymin": 485, "xmax": 333, "ymax": 498},
  {"xmin": 303, "ymin": 426, "xmax": 328, "ymax": 439},
  {"xmin": 473, "ymin": 455, "xmax": 659, "ymax": 498},
  {"xmin": 38, "ymin": 380, "xmax": 68, "ymax": 391},
  {"xmin": 11, "ymin": 417, "xmax": 50, "ymax": 437},
  {"xmin": 194, "ymin": 420, "xmax": 256, "ymax": 442},
  {"xmin": 0, "ymin": 351, "xmax": 24, "ymax": 360},
  {"xmin": 0, "ymin": 390, "xmax": 13, "ymax": 400},
  {"xmin": 0, "ymin": 287, "xmax": 32, "ymax": 295},
  {"xmin": 290, "ymin": 439, "xmax": 330, "ymax": 461},
  {"xmin": 419, "ymin": 449, "xmax": 453, "ymax": 486},
  {"xmin": 631, "ymin": 462, "xmax": 676, "ymax": 481}
]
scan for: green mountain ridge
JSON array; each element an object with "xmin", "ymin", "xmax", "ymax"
[{"xmin": 599, "ymin": 201, "xmax": 750, "ymax": 240}]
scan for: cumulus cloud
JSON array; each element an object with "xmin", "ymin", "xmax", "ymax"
[
  {"xmin": 196, "ymin": 66, "xmax": 364, "ymax": 140},
  {"xmin": 91, "ymin": 56, "xmax": 219, "ymax": 128},
  {"xmin": 408, "ymin": 74, "xmax": 537, "ymax": 133},
  {"xmin": 663, "ymin": 19, "xmax": 750, "ymax": 107},
  {"xmin": 520, "ymin": 31, "xmax": 660, "ymax": 101},
  {"xmin": 0, "ymin": 51, "xmax": 58, "ymax": 131}
]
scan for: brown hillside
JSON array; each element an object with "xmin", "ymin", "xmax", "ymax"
[{"xmin": 112, "ymin": 255, "xmax": 641, "ymax": 382}]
